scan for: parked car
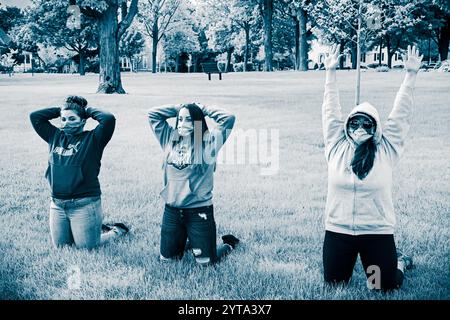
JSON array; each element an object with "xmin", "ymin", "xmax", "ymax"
[
  {"xmin": 437, "ymin": 60, "xmax": 450, "ymax": 72},
  {"xmin": 367, "ymin": 63, "xmax": 389, "ymax": 69}
]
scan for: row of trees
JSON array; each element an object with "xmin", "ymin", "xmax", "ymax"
[{"xmin": 1, "ymin": 0, "xmax": 449, "ymax": 94}]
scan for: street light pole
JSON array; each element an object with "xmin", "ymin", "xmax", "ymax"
[
  {"xmin": 428, "ymin": 24, "xmax": 433, "ymax": 65},
  {"xmin": 355, "ymin": 0, "xmax": 362, "ymax": 106}
]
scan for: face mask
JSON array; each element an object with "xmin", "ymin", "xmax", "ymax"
[
  {"xmin": 177, "ymin": 123, "xmax": 194, "ymax": 137},
  {"xmin": 61, "ymin": 122, "xmax": 84, "ymax": 135},
  {"xmin": 349, "ymin": 128, "xmax": 373, "ymax": 145}
]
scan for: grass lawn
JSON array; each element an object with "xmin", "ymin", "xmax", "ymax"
[{"xmin": 0, "ymin": 70, "xmax": 449, "ymax": 300}]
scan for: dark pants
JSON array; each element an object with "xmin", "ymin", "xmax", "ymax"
[
  {"xmin": 323, "ymin": 230, "xmax": 404, "ymax": 291},
  {"xmin": 160, "ymin": 204, "xmax": 231, "ymax": 264}
]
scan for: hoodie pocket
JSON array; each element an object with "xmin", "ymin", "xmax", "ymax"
[
  {"xmin": 46, "ymin": 163, "xmax": 84, "ymax": 196},
  {"xmin": 160, "ymin": 178, "xmax": 197, "ymax": 207}
]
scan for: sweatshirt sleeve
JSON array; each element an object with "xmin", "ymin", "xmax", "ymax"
[
  {"xmin": 201, "ymin": 105, "xmax": 235, "ymax": 154},
  {"xmin": 322, "ymin": 81, "xmax": 345, "ymax": 161},
  {"xmin": 29, "ymin": 107, "xmax": 60, "ymax": 143},
  {"xmin": 85, "ymin": 107, "xmax": 116, "ymax": 148},
  {"xmin": 382, "ymin": 84, "xmax": 414, "ymax": 165},
  {"xmin": 147, "ymin": 104, "xmax": 180, "ymax": 149}
]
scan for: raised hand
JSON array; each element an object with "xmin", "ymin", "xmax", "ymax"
[
  {"xmin": 324, "ymin": 45, "xmax": 344, "ymax": 71},
  {"xmin": 403, "ymin": 45, "xmax": 423, "ymax": 73}
]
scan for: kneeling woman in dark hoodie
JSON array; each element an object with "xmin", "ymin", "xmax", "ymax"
[
  {"xmin": 321, "ymin": 45, "xmax": 422, "ymax": 290},
  {"xmin": 30, "ymin": 96, "xmax": 129, "ymax": 249},
  {"xmin": 148, "ymin": 103, "xmax": 239, "ymax": 265}
]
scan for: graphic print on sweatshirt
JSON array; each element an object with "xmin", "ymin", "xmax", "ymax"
[
  {"xmin": 52, "ymin": 141, "xmax": 81, "ymax": 156},
  {"xmin": 167, "ymin": 142, "xmax": 192, "ymax": 170},
  {"xmin": 46, "ymin": 135, "xmax": 89, "ymax": 197}
]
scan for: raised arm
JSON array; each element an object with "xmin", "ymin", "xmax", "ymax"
[
  {"xmin": 194, "ymin": 103, "xmax": 235, "ymax": 152},
  {"xmin": 147, "ymin": 104, "xmax": 181, "ymax": 149},
  {"xmin": 322, "ymin": 45, "xmax": 345, "ymax": 160},
  {"xmin": 383, "ymin": 45, "xmax": 422, "ymax": 164},
  {"xmin": 85, "ymin": 107, "xmax": 116, "ymax": 148},
  {"xmin": 29, "ymin": 107, "xmax": 60, "ymax": 143}
]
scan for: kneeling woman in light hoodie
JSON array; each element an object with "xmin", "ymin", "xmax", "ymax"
[
  {"xmin": 321, "ymin": 45, "xmax": 422, "ymax": 290},
  {"xmin": 148, "ymin": 103, "xmax": 239, "ymax": 265}
]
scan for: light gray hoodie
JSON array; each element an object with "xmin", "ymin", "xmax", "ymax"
[
  {"xmin": 322, "ymin": 80, "xmax": 414, "ymax": 235},
  {"xmin": 148, "ymin": 104, "xmax": 235, "ymax": 208}
]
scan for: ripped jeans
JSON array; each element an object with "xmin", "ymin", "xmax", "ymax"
[{"xmin": 160, "ymin": 204, "xmax": 231, "ymax": 264}]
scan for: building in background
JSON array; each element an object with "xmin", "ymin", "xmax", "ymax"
[{"xmin": 309, "ymin": 40, "xmax": 404, "ymax": 69}]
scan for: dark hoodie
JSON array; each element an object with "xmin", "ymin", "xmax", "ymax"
[{"xmin": 30, "ymin": 107, "xmax": 115, "ymax": 199}]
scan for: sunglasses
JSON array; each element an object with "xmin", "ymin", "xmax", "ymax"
[{"xmin": 348, "ymin": 118, "xmax": 375, "ymax": 130}]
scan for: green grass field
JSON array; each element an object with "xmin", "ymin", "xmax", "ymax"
[{"xmin": 0, "ymin": 70, "xmax": 449, "ymax": 300}]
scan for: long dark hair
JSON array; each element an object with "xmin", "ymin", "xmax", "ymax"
[
  {"xmin": 351, "ymin": 138, "xmax": 377, "ymax": 180},
  {"xmin": 171, "ymin": 103, "xmax": 210, "ymax": 170},
  {"xmin": 348, "ymin": 113, "xmax": 377, "ymax": 180}
]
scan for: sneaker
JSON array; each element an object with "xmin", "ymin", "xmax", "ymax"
[
  {"xmin": 397, "ymin": 250, "xmax": 413, "ymax": 270},
  {"xmin": 222, "ymin": 234, "xmax": 240, "ymax": 249},
  {"xmin": 111, "ymin": 223, "xmax": 130, "ymax": 235},
  {"xmin": 101, "ymin": 224, "xmax": 112, "ymax": 233}
]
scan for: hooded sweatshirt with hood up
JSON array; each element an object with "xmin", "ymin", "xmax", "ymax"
[{"xmin": 322, "ymin": 80, "xmax": 414, "ymax": 235}]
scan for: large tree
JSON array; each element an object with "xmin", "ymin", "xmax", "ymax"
[
  {"xmin": 228, "ymin": 0, "xmax": 259, "ymax": 72},
  {"xmin": 309, "ymin": 0, "xmax": 357, "ymax": 69},
  {"xmin": 368, "ymin": 0, "xmax": 422, "ymax": 68},
  {"xmin": 28, "ymin": 0, "xmax": 98, "ymax": 75},
  {"xmin": 77, "ymin": 0, "xmax": 139, "ymax": 93},
  {"xmin": 0, "ymin": 6, "xmax": 22, "ymax": 54},
  {"xmin": 119, "ymin": 27, "xmax": 145, "ymax": 72},
  {"xmin": 0, "ymin": 6, "xmax": 23, "ymax": 33},
  {"xmin": 259, "ymin": 0, "xmax": 274, "ymax": 71},
  {"xmin": 424, "ymin": 0, "xmax": 450, "ymax": 61},
  {"xmin": 160, "ymin": 22, "xmax": 198, "ymax": 72},
  {"xmin": 138, "ymin": 0, "xmax": 181, "ymax": 73},
  {"xmin": 199, "ymin": 0, "xmax": 259, "ymax": 72},
  {"xmin": 199, "ymin": 0, "xmax": 236, "ymax": 72},
  {"xmin": 278, "ymin": 0, "xmax": 313, "ymax": 71}
]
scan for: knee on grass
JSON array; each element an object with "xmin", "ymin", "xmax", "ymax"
[
  {"xmin": 195, "ymin": 257, "xmax": 212, "ymax": 265},
  {"xmin": 192, "ymin": 248, "xmax": 212, "ymax": 266},
  {"xmin": 159, "ymin": 253, "xmax": 182, "ymax": 262}
]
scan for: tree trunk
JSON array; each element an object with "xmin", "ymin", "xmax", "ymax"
[
  {"xmin": 79, "ymin": 51, "xmax": 85, "ymax": 76},
  {"xmin": 378, "ymin": 37, "xmax": 383, "ymax": 66},
  {"xmin": 438, "ymin": 16, "xmax": 450, "ymax": 61},
  {"xmin": 351, "ymin": 41, "xmax": 357, "ymax": 69},
  {"xmin": 97, "ymin": 2, "xmax": 125, "ymax": 94},
  {"xmin": 244, "ymin": 25, "xmax": 250, "ymax": 72},
  {"xmin": 262, "ymin": 0, "xmax": 273, "ymax": 71},
  {"xmin": 386, "ymin": 35, "xmax": 393, "ymax": 69},
  {"xmin": 30, "ymin": 53, "xmax": 34, "ymax": 76},
  {"xmin": 226, "ymin": 47, "xmax": 234, "ymax": 72},
  {"xmin": 339, "ymin": 40, "xmax": 345, "ymax": 69},
  {"xmin": 293, "ymin": 16, "xmax": 300, "ymax": 70},
  {"xmin": 192, "ymin": 53, "xmax": 197, "ymax": 73},
  {"xmin": 175, "ymin": 54, "xmax": 180, "ymax": 73},
  {"xmin": 298, "ymin": 7, "xmax": 308, "ymax": 71},
  {"xmin": 152, "ymin": 18, "xmax": 159, "ymax": 74},
  {"xmin": 129, "ymin": 56, "xmax": 135, "ymax": 72}
]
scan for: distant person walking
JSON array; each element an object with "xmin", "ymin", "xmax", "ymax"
[
  {"xmin": 30, "ymin": 96, "xmax": 129, "ymax": 249},
  {"xmin": 147, "ymin": 102, "xmax": 239, "ymax": 265},
  {"xmin": 321, "ymin": 45, "xmax": 422, "ymax": 290}
]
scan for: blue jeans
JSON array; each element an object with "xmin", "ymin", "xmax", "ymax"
[
  {"xmin": 49, "ymin": 196, "xmax": 114, "ymax": 249},
  {"xmin": 160, "ymin": 204, "xmax": 232, "ymax": 264}
]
